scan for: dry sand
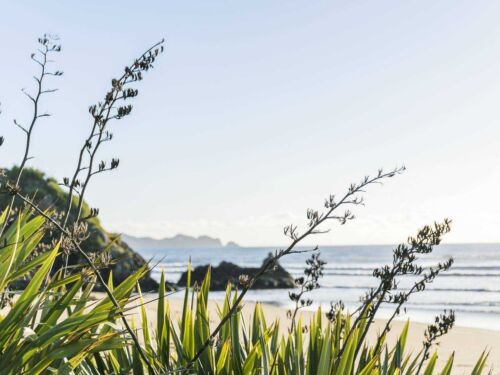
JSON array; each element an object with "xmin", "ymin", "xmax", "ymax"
[{"xmin": 126, "ymin": 294, "xmax": 500, "ymax": 373}]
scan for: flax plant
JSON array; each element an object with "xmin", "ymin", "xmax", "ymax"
[
  {"xmin": 0, "ymin": 34, "xmax": 165, "ymax": 373},
  {"xmin": 91, "ymin": 265, "xmax": 488, "ymax": 374}
]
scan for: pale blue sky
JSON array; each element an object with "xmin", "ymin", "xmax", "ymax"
[{"xmin": 1, "ymin": 1, "xmax": 499, "ymax": 245}]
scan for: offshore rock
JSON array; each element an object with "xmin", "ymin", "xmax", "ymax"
[{"xmin": 177, "ymin": 254, "xmax": 295, "ymax": 291}]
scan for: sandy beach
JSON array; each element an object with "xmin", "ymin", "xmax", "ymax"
[{"xmin": 124, "ymin": 294, "xmax": 500, "ymax": 373}]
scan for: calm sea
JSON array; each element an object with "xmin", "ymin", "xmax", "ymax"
[{"xmin": 137, "ymin": 243, "xmax": 500, "ymax": 330}]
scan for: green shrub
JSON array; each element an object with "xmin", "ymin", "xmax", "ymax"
[
  {"xmin": 91, "ymin": 267, "xmax": 489, "ymax": 375},
  {"xmin": 0, "ymin": 211, "xmax": 489, "ymax": 373},
  {"xmin": 0, "ymin": 210, "xmax": 146, "ymax": 373}
]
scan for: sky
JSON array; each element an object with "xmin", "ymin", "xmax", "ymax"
[{"xmin": 1, "ymin": 1, "xmax": 499, "ymax": 246}]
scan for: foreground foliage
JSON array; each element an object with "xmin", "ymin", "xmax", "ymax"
[
  {"xmin": 0, "ymin": 210, "xmax": 145, "ymax": 373},
  {"xmin": 0, "ymin": 211, "xmax": 490, "ymax": 374},
  {"xmin": 102, "ymin": 268, "xmax": 489, "ymax": 375}
]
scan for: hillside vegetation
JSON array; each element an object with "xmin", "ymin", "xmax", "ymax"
[{"xmin": 0, "ymin": 166, "xmax": 158, "ymax": 290}]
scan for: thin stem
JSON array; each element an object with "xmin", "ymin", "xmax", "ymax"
[
  {"xmin": 334, "ymin": 283, "xmax": 386, "ymax": 363},
  {"xmin": 372, "ymin": 281, "xmax": 423, "ymax": 354},
  {"xmin": 0, "ymin": 44, "xmax": 52, "ymax": 238},
  {"xmin": 289, "ymin": 274, "xmax": 311, "ymax": 332},
  {"xmin": 59, "ymin": 39, "xmax": 164, "ymax": 276},
  {"xmin": 352, "ymin": 290, "xmax": 387, "ymax": 364},
  {"xmin": 416, "ymin": 347, "xmax": 431, "ymax": 375},
  {"xmin": 184, "ymin": 167, "xmax": 403, "ymax": 371}
]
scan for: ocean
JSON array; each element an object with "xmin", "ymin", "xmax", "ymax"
[{"xmin": 137, "ymin": 243, "xmax": 500, "ymax": 330}]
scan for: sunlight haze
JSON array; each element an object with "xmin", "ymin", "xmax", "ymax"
[{"xmin": 1, "ymin": 1, "xmax": 499, "ymax": 246}]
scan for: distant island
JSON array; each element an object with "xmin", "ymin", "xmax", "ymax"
[{"xmin": 121, "ymin": 233, "xmax": 240, "ymax": 250}]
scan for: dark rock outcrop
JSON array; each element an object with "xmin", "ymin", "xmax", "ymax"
[{"xmin": 177, "ymin": 254, "xmax": 295, "ymax": 290}]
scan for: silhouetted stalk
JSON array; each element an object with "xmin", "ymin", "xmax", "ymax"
[
  {"xmin": 59, "ymin": 39, "xmax": 164, "ymax": 276},
  {"xmin": 352, "ymin": 290, "xmax": 387, "ymax": 363},
  {"xmin": 288, "ymin": 252, "xmax": 325, "ymax": 331},
  {"xmin": 348, "ymin": 220, "xmax": 453, "ymax": 371},
  {"xmin": 333, "ymin": 284, "xmax": 383, "ymax": 364},
  {"xmin": 0, "ymin": 35, "xmax": 61, "ymax": 238},
  {"xmin": 184, "ymin": 167, "xmax": 405, "ymax": 371},
  {"xmin": 372, "ymin": 258, "xmax": 453, "ymax": 355},
  {"xmin": 416, "ymin": 310, "xmax": 455, "ymax": 374}
]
